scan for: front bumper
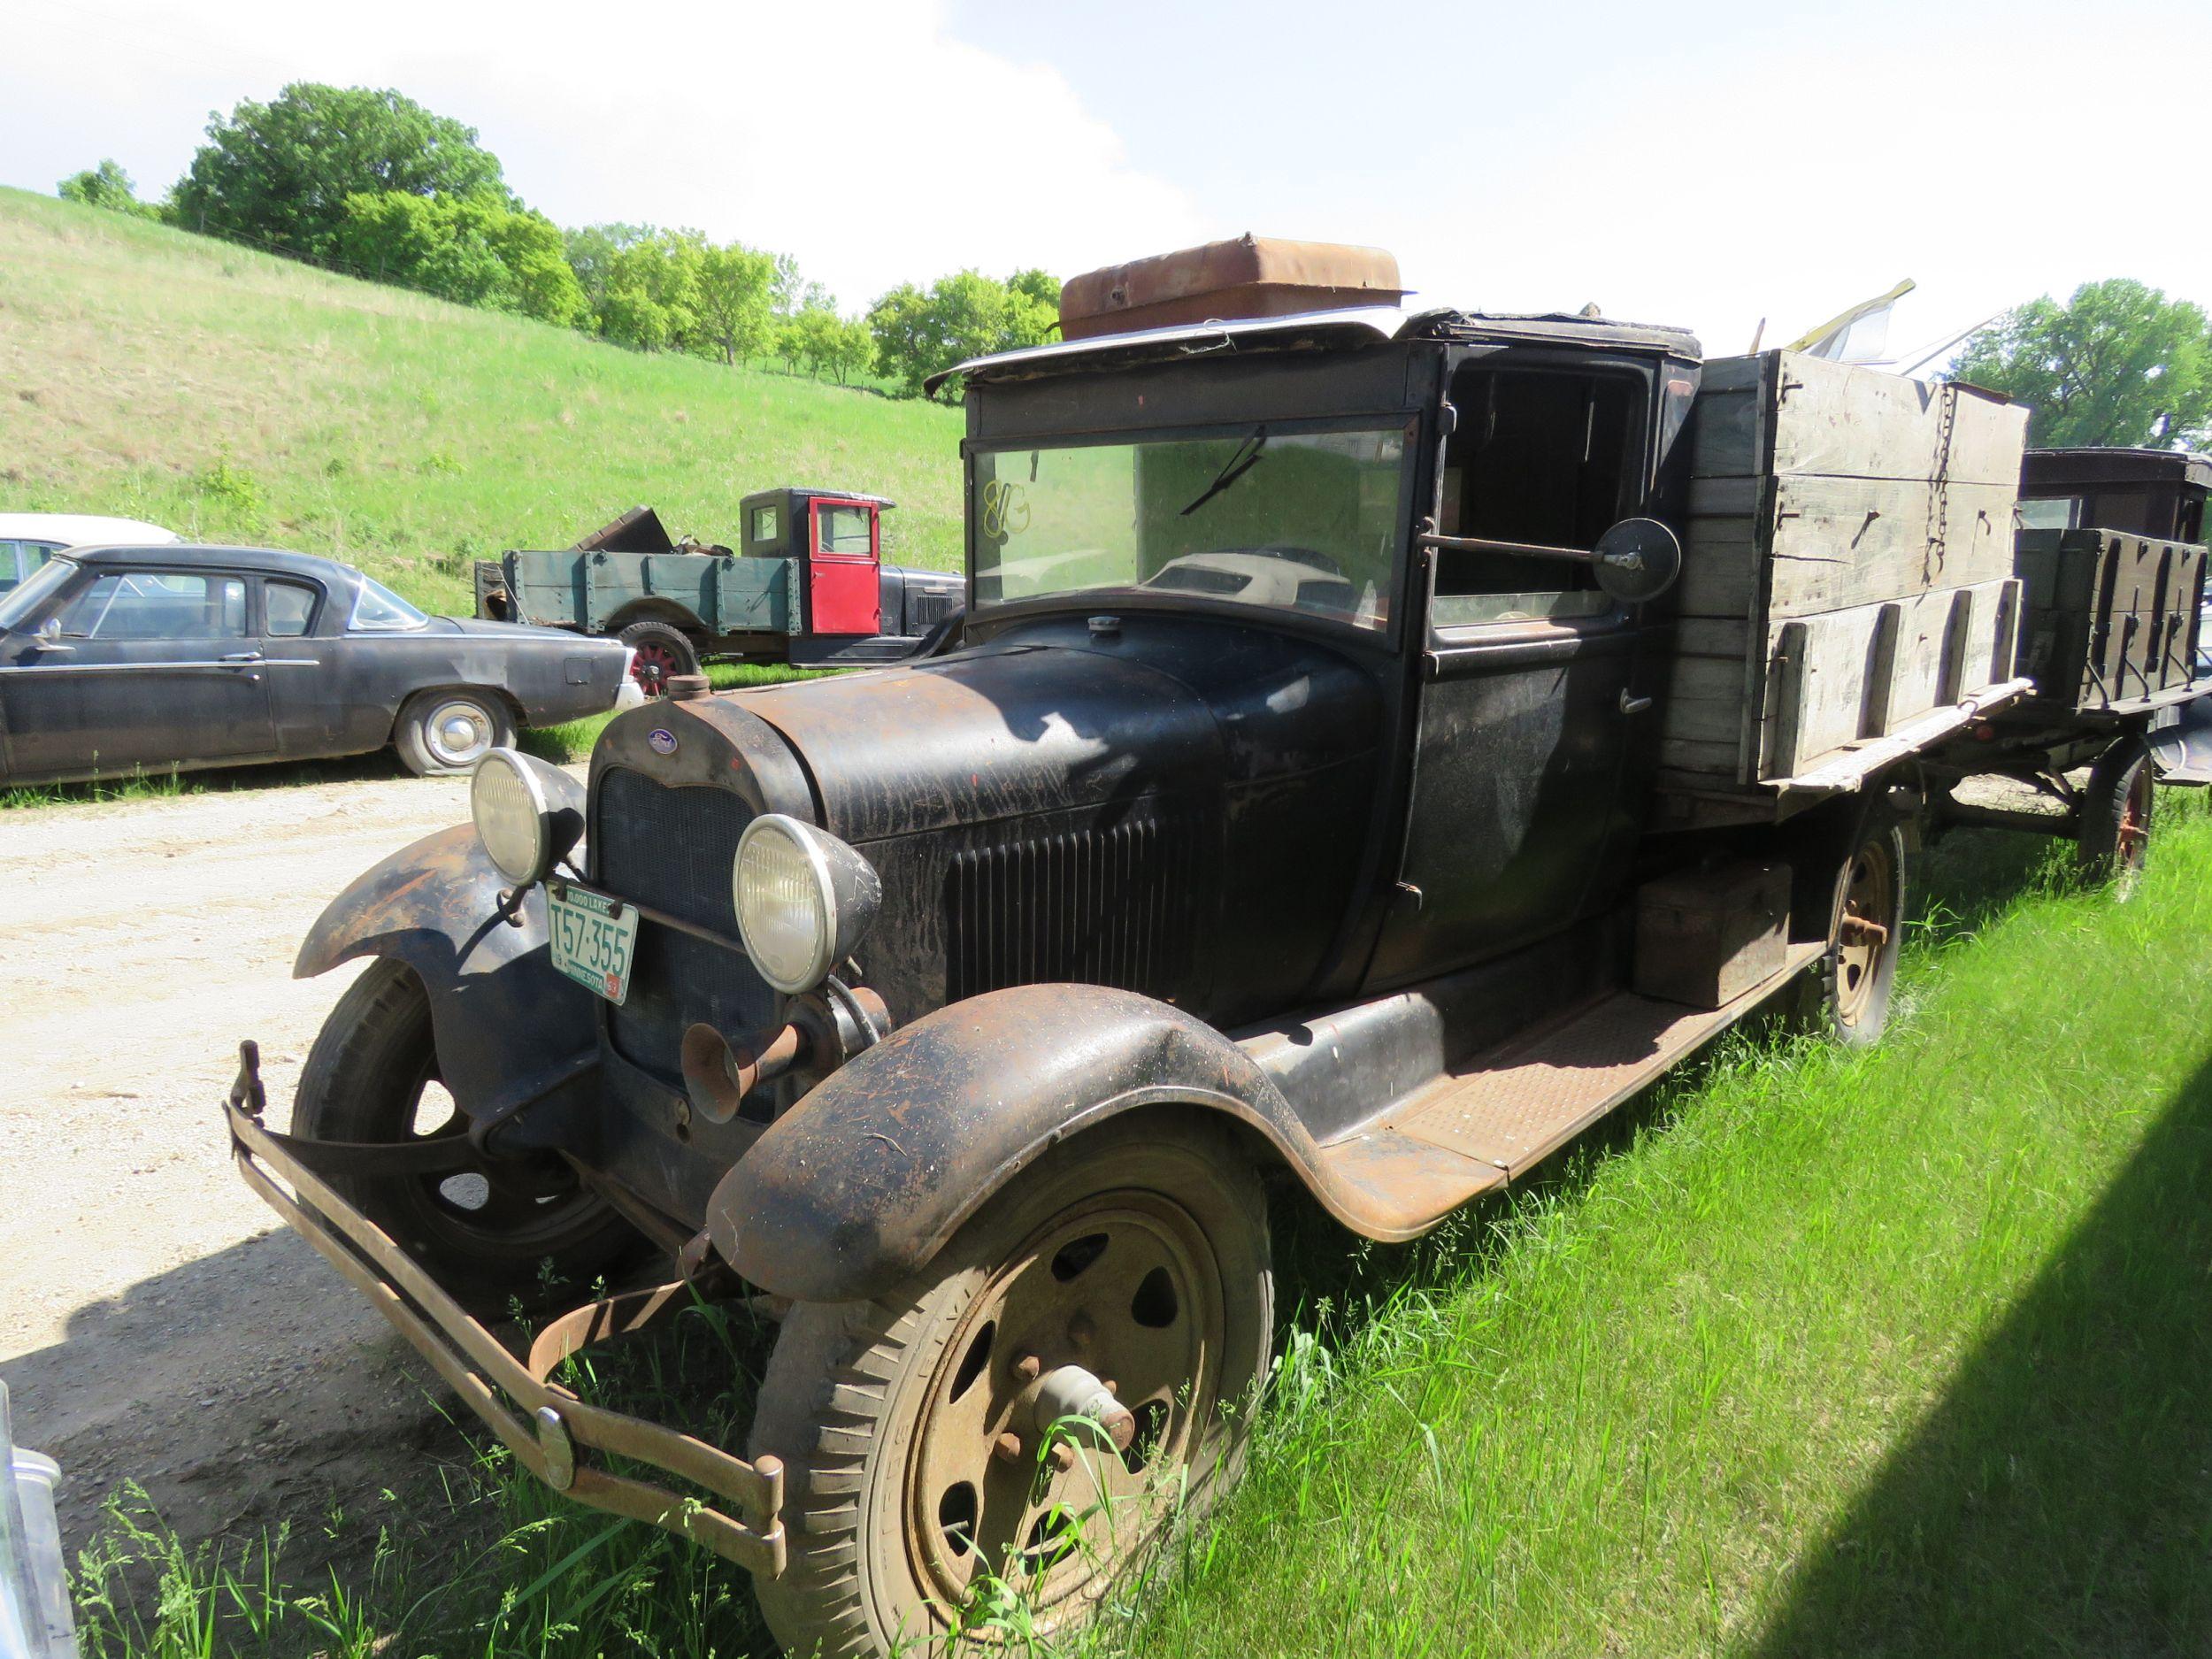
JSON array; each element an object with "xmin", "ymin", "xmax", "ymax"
[{"xmin": 221, "ymin": 1054, "xmax": 786, "ymax": 1578}]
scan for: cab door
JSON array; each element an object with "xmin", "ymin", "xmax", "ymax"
[
  {"xmin": 1364, "ymin": 357, "xmax": 1662, "ymax": 987},
  {"xmin": 805, "ymin": 499, "xmax": 881, "ymax": 636}
]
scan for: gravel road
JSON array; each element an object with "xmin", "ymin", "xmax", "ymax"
[{"xmin": 0, "ymin": 764, "xmax": 529, "ymax": 1547}]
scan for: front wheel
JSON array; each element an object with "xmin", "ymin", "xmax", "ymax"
[
  {"xmin": 393, "ymin": 687, "xmax": 514, "ymax": 776},
  {"xmin": 749, "ymin": 1113, "xmax": 1273, "ymax": 1659},
  {"xmin": 2078, "ymin": 736, "xmax": 2153, "ymax": 899},
  {"xmin": 293, "ymin": 960, "xmax": 638, "ymax": 1306}
]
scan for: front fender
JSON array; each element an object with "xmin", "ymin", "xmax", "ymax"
[
  {"xmin": 707, "ymin": 984, "xmax": 1327, "ymax": 1302},
  {"xmin": 296, "ymin": 822, "xmax": 598, "ymax": 1122}
]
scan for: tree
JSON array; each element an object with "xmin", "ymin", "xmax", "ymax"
[
  {"xmin": 58, "ymin": 159, "xmax": 162, "ymax": 220},
  {"xmin": 1954, "ymin": 279, "xmax": 2212, "ymax": 449},
  {"xmin": 695, "ymin": 242, "xmax": 779, "ymax": 365},
  {"xmin": 172, "ymin": 83, "xmax": 511, "ymax": 261},
  {"xmin": 866, "ymin": 269, "xmax": 1061, "ymax": 399},
  {"xmin": 337, "ymin": 191, "xmax": 586, "ymax": 326},
  {"xmin": 594, "ymin": 229, "xmax": 704, "ymax": 353}
]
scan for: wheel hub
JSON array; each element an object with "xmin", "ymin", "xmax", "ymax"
[{"xmin": 1834, "ymin": 839, "xmax": 1896, "ymax": 1027}]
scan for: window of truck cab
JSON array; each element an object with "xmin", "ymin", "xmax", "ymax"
[
  {"xmin": 1430, "ymin": 361, "xmax": 1649, "ymax": 629},
  {"xmin": 966, "ymin": 418, "xmax": 1414, "ymax": 637}
]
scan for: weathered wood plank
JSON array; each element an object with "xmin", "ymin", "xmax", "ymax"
[
  {"xmin": 1765, "ymin": 476, "xmax": 2017, "ymax": 616},
  {"xmin": 1692, "ymin": 351, "xmax": 2029, "ymax": 485}
]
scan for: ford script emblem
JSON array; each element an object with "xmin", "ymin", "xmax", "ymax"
[{"xmin": 648, "ymin": 727, "xmax": 678, "ymax": 756}]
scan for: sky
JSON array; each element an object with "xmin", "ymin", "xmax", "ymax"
[{"xmin": 4, "ymin": 0, "xmax": 2208, "ymax": 357}]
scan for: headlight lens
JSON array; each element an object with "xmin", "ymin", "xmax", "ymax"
[
  {"xmin": 471, "ymin": 749, "xmax": 549, "ymax": 883},
  {"xmin": 733, "ymin": 814, "xmax": 881, "ymax": 994}
]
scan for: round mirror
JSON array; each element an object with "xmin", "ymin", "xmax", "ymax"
[{"xmin": 1592, "ymin": 517, "xmax": 1682, "ymax": 604}]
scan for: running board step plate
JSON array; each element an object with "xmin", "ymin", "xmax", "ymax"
[{"xmin": 1314, "ymin": 944, "xmax": 1822, "ymax": 1237}]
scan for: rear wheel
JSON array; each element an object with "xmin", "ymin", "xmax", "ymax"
[
  {"xmin": 1801, "ymin": 808, "xmax": 1909, "ymax": 1047},
  {"xmin": 394, "ymin": 687, "xmax": 514, "ymax": 776},
  {"xmin": 293, "ymin": 960, "xmax": 637, "ymax": 1306},
  {"xmin": 2078, "ymin": 736, "xmax": 2154, "ymax": 899},
  {"xmin": 617, "ymin": 619, "xmax": 702, "ymax": 698},
  {"xmin": 749, "ymin": 1114, "xmax": 1272, "ymax": 1658}
]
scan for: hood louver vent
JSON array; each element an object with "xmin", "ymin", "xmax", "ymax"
[{"xmin": 946, "ymin": 814, "xmax": 1200, "ymax": 1002}]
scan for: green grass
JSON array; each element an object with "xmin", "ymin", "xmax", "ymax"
[
  {"xmin": 66, "ymin": 805, "xmax": 2212, "ymax": 1656},
  {"xmin": 0, "ymin": 189, "xmax": 964, "ymax": 617}
]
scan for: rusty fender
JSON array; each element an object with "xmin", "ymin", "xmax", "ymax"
[
  {"xmin": 707, "ymin": 983, "xmax": 1340, "ymax": 1302},
  {"xmin": 295, "ymin": 819, "xmax": 598, "ymax": 1125}
]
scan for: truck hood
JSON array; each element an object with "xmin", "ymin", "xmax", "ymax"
[{"xmin": 733, "ymin": 640, "xmax": 1225, "ymax": 844}]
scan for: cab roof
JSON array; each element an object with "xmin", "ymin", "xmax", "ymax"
[{"xmin": 928, "ymin": 305, "xmax": 1702, "ymax": 395}]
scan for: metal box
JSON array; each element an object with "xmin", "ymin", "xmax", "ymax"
[{"xmin": 1634, "ymin": 859, "xmax": 1791, "ymax": 1010}]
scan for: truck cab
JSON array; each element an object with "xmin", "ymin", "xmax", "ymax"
[{"xmin": 737, "ymin": 487, "xmax": 964, "ymax": 660}]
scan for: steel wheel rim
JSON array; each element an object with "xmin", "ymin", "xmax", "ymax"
[
  {"xmin": 1835, "ymin": 838, "xmax": 1895, "ymax": 1028},
  {"xmin": 904, "ymin": 1191, "xmax": 1226, "ymax": 1620},
  {"xmin": 424, "ymin": 699, "xmax": 495, "ymax": 768},
  {"xmin": 398, "ymin": 1053, "xmax": 599, "ymax": 1252},
  {"xmin": 2116, "ymin": 767, "xmax": 2152, "ymax": 894}
]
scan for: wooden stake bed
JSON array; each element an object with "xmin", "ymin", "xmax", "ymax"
[
  {"xmin": 1315, "ymin": 944, "xmax": 1824, "ymax": 1233},
  {"xmin": 1660, "ymin": 351, "xmax": 2031, "ymax": 800}
]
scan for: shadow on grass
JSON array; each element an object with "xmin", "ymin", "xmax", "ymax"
[{"xmin": 1746, "ymin": 1048, "xmax": 2212, "ymax": 1658}]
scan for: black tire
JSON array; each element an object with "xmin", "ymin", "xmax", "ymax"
[
  {"xmin": 749, "ymin": 1112, "xmax": 1273, "ymax": 1659},
  {"xmin": 393, "ymin": 687, "xmax": 515, "ymax": 776},
  {"xmin": 1801, "ymin": 806, "xmax": 1910, "ymax": 1048},
  {"xmin": 618, "ymin": 619, "xmax": 702, "ymax": 698},
  {"xmin": 292, "ymin": 960, "xmax": 639, "ymax": 1307},
  {"xmin": 2077, "ymin": 736, "xmax": 2154, "ymax": 899}
]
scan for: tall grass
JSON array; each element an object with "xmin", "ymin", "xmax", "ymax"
[
  {"xmin": 0, "ymin": 189, "xmax": 965, "ymax": 616},
  {"xmin": 67, "ymin": 803, "xmax": 2212, "ymax": 1656}
]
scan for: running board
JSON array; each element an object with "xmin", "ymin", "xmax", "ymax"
[{"xmin": 1313, "ymin": 944, "xmax": 1822, "ymax": 1235}]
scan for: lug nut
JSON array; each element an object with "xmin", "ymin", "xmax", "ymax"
[
  {"xmin": 1015, "ymin": 1355, "xmax": 1042, "ymax": 1383},
  {"xmin": 1048, "ymin": 1442, "xmax": 1076, "ymax": 1472},
  {"xmin": 992, "ymin": 1432, "xmax": 1024, "ymax": 1465}
]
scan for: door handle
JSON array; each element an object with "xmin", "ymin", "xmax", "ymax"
[
  {"xmin": 1619, "ymin": 688, "xmax": 1654, "ymax": 715},
  {"xmin": 220, "ymin": 651, "xmax": 265, "ymax": 664}
]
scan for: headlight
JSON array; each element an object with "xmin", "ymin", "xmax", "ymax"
[
  {"xmin": 471, "ymin": 749, "xmax": 582, "ymax": 885},
  {"xmin": 733, "ymin": 814, "xmax": 882, "ymax": 994}
]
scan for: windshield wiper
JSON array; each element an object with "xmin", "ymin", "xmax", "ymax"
[{"xmin": 1179, "ymin": 425, "xmax": 1268, "ymax": 518}]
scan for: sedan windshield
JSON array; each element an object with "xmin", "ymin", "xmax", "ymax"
[
  {"xmin": 0, "ymin": 556, "xmax": 79, "ymax": 632},
  {"xmin": 971, "ymin": 424, "xmax": 1409, "ymax": 632}
]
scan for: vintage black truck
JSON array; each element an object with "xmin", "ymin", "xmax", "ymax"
[
  {"xmin": 224, "ymin": 238, "xmax": 2187, "ymax": 1657},
  {"xmin": 474, "ymin": 491, "xmax": 966, "ymax": 694}
]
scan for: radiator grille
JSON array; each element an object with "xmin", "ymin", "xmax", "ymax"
[
  {"xmin": 945, "ymin": 814, "xmax": 1199, "ymax": 1002},
  {"xmin": 594, "ymin": 768, "xmax": 772, "ymax": 1079}
]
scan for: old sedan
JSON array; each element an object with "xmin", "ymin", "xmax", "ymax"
[{"xmin": 0, "ymin": 543, "xmax": 641, "ymax": 784}]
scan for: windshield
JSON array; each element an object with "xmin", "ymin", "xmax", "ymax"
[
  {"xmin": 349, "ymin": 575, "xmax": 429, "ymax": 632},
  {"xmin": 971, "ymin": 423, "xmax": 1409, "ymax": 632},
  {"xmin": 0, "ymin": 555, "xmax": 79, "ymax": 632}
]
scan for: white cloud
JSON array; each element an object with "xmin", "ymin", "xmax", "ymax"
[{"xmin": 0, "ymin": 0, "xmax": 1204, "ymax": 311}]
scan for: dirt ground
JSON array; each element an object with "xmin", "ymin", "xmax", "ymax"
[{"xmin": 0, "ymin": 760, "xmax": 552, "ymax": 1549}]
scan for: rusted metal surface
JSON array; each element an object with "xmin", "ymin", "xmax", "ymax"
[
  {"xmin": 223, "ymin": 1088, "xmax": 787, "ymax": 1578},
  {"xmin": 1058, "ymin": 234, "xmax": 1406, "ymax": 341},
  {"xmin": 293, "ymin": 821, "xmax": 602, "ymax": 1130}
]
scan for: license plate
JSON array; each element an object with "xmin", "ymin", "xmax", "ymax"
[{"xmin": 547, "ymin": 882, "xmax": 641, "ymax": 1006}]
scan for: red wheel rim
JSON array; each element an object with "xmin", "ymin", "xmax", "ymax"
[{"xmin": 630, "ymin": 641, "xmax": 680, "ymax": 698}]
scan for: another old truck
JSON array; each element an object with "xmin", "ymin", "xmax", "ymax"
[
  {"xmin": 474, "ymin": 490, "xmax": 965, "ymax": 693},
  {"xmin": 226, "ymin": 238, "xmax": 2171, "ymax": 1657}
]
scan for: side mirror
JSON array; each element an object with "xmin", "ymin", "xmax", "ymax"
[
  {"xmin": 1591, "ymin": 518, "xmax": 1681, "ymax": 604},
  {"xmin": 35, "ymin": 617, "xmax": 62, "ymax": 645}
]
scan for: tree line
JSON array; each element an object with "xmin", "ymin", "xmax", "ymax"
[{"xmin": 59, "ymin": 83, "xmax": 1056, "ymax": 397}]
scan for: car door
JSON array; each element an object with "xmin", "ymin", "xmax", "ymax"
[
  {"xmin": 805, "ymin": 499, "xmax": 881, "ymax": 635},
  {"xmin": 257, "ymin": 573, "xmax": 343, "ymax": 757},
  {"xmin": 0, "ymin": 565, "xmax": 277, "ymax": 780},
  {"xmin": 1365, "ymin": 357, "xmax": 1662, "ymax": 986}
]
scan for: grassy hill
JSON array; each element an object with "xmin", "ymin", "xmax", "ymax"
[{"xmin": 0, "ymin": 188, "xmax": 965, "ymax": 616}]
